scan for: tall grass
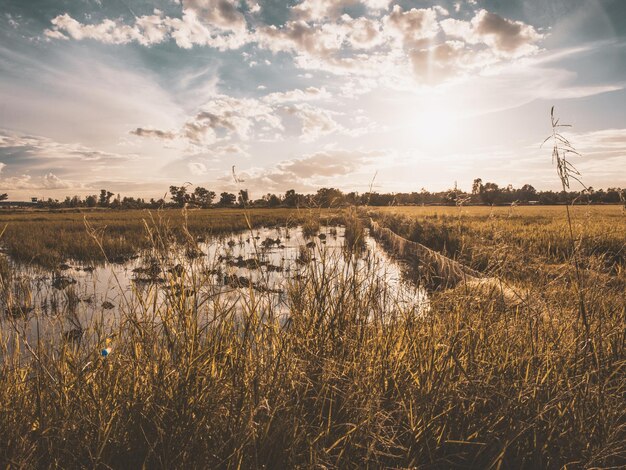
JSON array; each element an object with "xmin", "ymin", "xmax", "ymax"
[
  {"xmin": 0, "ymin": 208, "xmax": 341, "ymax": 269},
  {"xmin": 0, "ymin": 207, "xmax": 624, "ymax": 468}
]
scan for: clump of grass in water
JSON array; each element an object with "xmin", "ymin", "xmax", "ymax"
[
  {"xmin": 302, "ymin": 214, "xmax": 320, "ymax": 238},
  {"xmin": 343, "ymin": 207, "xmax": 365, "ymax": 252}
]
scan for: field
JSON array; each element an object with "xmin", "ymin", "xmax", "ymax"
[
  {"xmin": 0, "ymin": 208, "xmax": 342, "ymax": 269},
  {"xmin": 0, "ymin": 205, "xmax": 624, "ymax": 468}
]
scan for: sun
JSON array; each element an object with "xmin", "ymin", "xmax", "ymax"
[
  {"xmin": 419, "ymin": 108, "xmax": 457, "ymax": 144},
  {"xmin": 411, "ymin": 105, "xmax": 462, "ymax": 149}
]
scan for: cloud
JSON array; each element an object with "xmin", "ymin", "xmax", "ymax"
[
  {"xmin": 384, "ymin": 5, "xmax": 443, "ymax": 49},
  {"xmin": 45, "ymin": 2, "xmax": 252, "ymax": 51},
  {"xmin": 291, "ymin": 0, "xmax": 392, "ymax": 21},
  {"xmin": 408, "ymin": 40, "xmax": 494, "ymax": 84},
  {"xmin": 0, "ymin": 130, "xmax": 136, "ymax": 192},
  {"xmin": 131, "ymin": 88, "xmax": 351, "ymax": 146},
  {"xmin": 42, "ymin": 172, "xmax": 73, "ymax": 189},
  {"xmin": 43, "ymin": 2, "xmax": 545, "ymax": 87},
  {"xmin": 263, "ymin": 86, "xmax": 330, "ymax": 104},
  {"xmin": 441, "ymin": 9, "xmax": 543, "ymax": 58},
  {"xmin": 221, "ymin": 148, "xmax": 383, "ymax": 192},
  {"xmin": 566, "ymin": 128, "xmax": 626, "ymax": 160},
  {"xmin": 188, "ymin": 161, "xmax": 208, "ymax": 175},
  {"xmin": 278, "ymin": 149, "xmax": 377, "ymax": 177},
  {"xmin": 130, "ymin": 93, "xmax": 284, "ymax": 147},
  {"xmin": 46, "ymin": 12, "xmax": 168, "ymax": 46},
  {"xmin": 183, "ymin": 0, "xmax": 247, "ymax": 34},
  {"xmin": 130, "ymin": 128, "xmax": 177, "ymax": 140},
  {"xmin": 0, "ymin": 131, "xmax": 133, "ymax": 164},
  {"xmin": 0, "ymin": 172, "xmax": 74, "ymax": 190},
  {"xmin": 254, "ymin": 4, "xmax": 543, "ymax": 84},
  {"xmin": 284, "ymin": 104, "xmax": 344, "ymax": 142},
  {"xmin": 183, "ymin": 95, "xmax": 283, "ymax": 144}
]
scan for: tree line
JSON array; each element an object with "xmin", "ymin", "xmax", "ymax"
[{"xmin": 4, "ymin": 179, "xmax": 625, "ymax": 210}]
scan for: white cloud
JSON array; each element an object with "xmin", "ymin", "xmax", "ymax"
[
  {"xmin": 183, "ymin": 0, "xmax": 247, "ymax": 34},
  {"xmin": 0, "ymin": 131, "xmax": 133, "ymax": 163},
  {"xmin": 188, "ymin": 161, "xmax": 208, "ymax": 175},
  {"xmin": 384, "ymin": 5, "xmax": 443, "ymax": 49},
  {"xmin": 45, "ymin": 2, "xmax": 252, "ymax": 51},
  {"xmin": 291, "ymin": 0, "xmax": 392, "ymax": 21},
  {"xmin": 284, "ymin": 103, "xmax": 344, "ymax": 142},
  {"xmin": 278, "ymin": 149, "xmax": 378, "ymax": 177},
  {"xmin": 44, "ymin": 2, "xmax": 545, "ymax": 87},
  {"xmin": 0, "ymin": 172, "xmax": 75, "ymax": 190},
  {"xmin": 130, "ymin": 88, "xmax": 351, "ymax": 146},
  {"xmin": 221, "ymin": 148, "xmax": 383, "ymax": 192},
  {"xmin": 441, "ymin": 9, "xmax": 543, "ymax": 58},
  {"xmin": 263, "ymin": 86, "xmax": 330, "ymax": 104}
]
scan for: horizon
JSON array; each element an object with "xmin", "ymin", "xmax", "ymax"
[{"xmin": 1, "ymin": 0, "xmax": 625, "ymax": 200}]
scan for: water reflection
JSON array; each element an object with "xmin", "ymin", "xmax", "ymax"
[{"xmin": 1, "ymin": 225, "xmax": 428, "ymax": 349}]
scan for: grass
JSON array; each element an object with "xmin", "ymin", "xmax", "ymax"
[
  {"xmin": 0, "ymin": 205, "xmax": 624, "ymax": 468},
  {"xmin": 0, "ymin": 208, "xmax": 341, "ymax": 269}
]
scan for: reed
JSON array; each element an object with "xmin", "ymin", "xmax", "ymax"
[{"xmin": 0, "ymin": 205, "xmax": 623, "ymax": 468}]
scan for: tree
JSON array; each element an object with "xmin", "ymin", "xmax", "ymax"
[
  {"xmin": 169, "ymin": 186, "xmax": 189, "ymax": 207},
  {"xmin": 266, "ymin": 194, "xmax": 281, "ymax": 208},
  {"xmin": 480, "ymin": 182, "xmax": 501, "ymax": 205},
  {"xmin": 193, "ymin": 187, "xmax": 216, "ymax": 208},
  {"xmin": 315, "ymin": 188, "xmax": 344, "ymax": 207},
  {"xmin": 0, "ymin": 193, "xmax": 7, "ymax": 202},
  {"xmin": 472, "ymin": 178, "xmax": 483, "ymax": 196},
  {"xmin": 237, "ymin": 189, "xmax": 249, "ymax": 207},
  {"xmin": 219, "ymin": 192, "xmax": 236, "ymax": 207},
  {"xmin": 85, "ymin": 195, "xmax": 98, "ymax": 207},
  {"xmin": 519, "ymin": 184, "xmax": 537, "ymax": 202},
  {"xmin": 110, "ymin": 194, "xmax": 121, "ymax": 209},
  {"xmin": 99, "ymin": 189, "xmax": 114, "ymax": 207},
  {"xmin": 284, "ymin": 189, "xmax": 304, "ymax": 207}
]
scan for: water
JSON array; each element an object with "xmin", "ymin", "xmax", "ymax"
[{"xmin": 0, "ymin": 225, "xmax": 429, "ymax": 349}]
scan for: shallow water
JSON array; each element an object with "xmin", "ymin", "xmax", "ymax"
[{"xmin": 0, "ymin": 225, "xmax": 428, "ymax": 348}]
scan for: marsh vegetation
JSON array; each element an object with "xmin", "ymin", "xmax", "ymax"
[{"xmin": 0, "ymin": 205, "xmax": 624, "ymax": 468}]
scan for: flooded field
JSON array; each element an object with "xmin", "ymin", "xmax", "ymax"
[{"xmin": 1, "ymin": 224, "xmax": 428, "ymax": 348}]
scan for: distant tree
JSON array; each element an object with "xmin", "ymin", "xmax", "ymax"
[
  {"xmin": 519, "ymin": 184, "xmax": 537, "ymax": 202},
  {"xmin": 539, "ymin": 191, "xmax": 558, "ymax": 205},
  {"xmin": 480, "ymin": 182, "xmax": 501, "ymax": 205},
  {"xmin": 193, "ymin": 186, "xmax": 216, "ymax": 208},
  {"xmin": 284, "ymin": 189, "xmax": 305, "ymax": 207},
  {"xmin": 85, "ymin": 195, "xmax": 98, "ymax": 207},
  {"xmin": 237, "ymin": 189, "xmax": 249, "ymax": 207},
  {"xmin": 269, "ymin": 194, "xmax": 281, "ymax": 207},
  {"xmin": 219, "ymin": 192, "xmax": 236, "ymax": 207},
  {"xmin": 110, "ymin": 194, "xmax": 121, "ymax": 209},
  {"xmin": 345, "ymin": 191, "xmax": 360, "ymax": 205},
  {"xmin": 0, "ymin": 193, "xmax": 7, "ymax": 202},
  {"xmin": 472, "ymin": 178, "xmax": 483, "ymax": 195},
  {"xmin": 99, "ymin": 189, "xmax": 114, "ymax": 207},
  {"xmin": 253, "ymin": 197, "xmax": 268, "ymax": 207},
  {"xmin": 315, "ymin": 188, "xmax": 344, "ymax": 207},
  {"xmin": 68, "ymin": 195, "xmax": 81, "ymax": 208},
  {"xmin": 169, "ymin": 186, "xmax": 189, "ymax": 207}
]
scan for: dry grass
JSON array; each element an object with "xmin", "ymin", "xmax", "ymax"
[
  {"xmin": 0, "ymin": 208, "xmax": 341, "ymax": 269},
  {"xmin": 0, "ymin": 206, "xmax": 624, "ymax": 468}
]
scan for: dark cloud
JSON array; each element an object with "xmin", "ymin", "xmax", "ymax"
[{"xmin": 130, "ymin": 128, "xmax": 177, "ymax": 140}]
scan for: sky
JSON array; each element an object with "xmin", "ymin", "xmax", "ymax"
[{"xmin": 0, "ymin": 0, "xmax": 625, "ymax": 200}]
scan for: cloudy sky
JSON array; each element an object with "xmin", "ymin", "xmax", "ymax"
[{"xmin": 1, "ymin": 0, "xmax": 625, "ymax": 200}]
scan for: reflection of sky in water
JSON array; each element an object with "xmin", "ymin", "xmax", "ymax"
[{"xmin": 1, "ymin": 225, "xmax": 428, "ymax": 349}]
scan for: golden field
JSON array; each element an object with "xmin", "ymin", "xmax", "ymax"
[{"xmin": 0, "ymin": 205, "xmax": 624, "ymax": 468}]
